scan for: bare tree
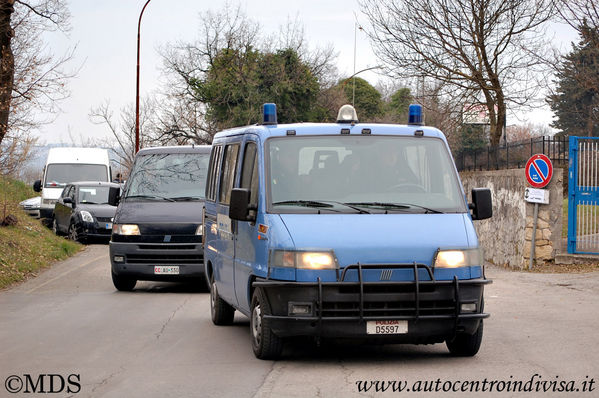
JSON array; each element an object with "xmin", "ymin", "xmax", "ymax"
[
  {"xmin": 360, "ymin": 0, "xmax": 555, "ymax": 147},
  {"xmin": 89, "ymin": 99, "xmax": 162, "ymax": 173},
  {"xmin": 554, "ymin": 0, "xmax": 599, "ymax": 36},
  {"xmin": 0, "ymin": 0, "xmax": 72, "ymax": 146}
]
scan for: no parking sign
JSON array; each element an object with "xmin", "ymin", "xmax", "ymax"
[{"xmin": 525, "ymin": 154, "xmax": 553, "ymax": 188}]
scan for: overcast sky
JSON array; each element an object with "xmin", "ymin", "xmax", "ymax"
[{"xmin": 37, "ymin": 0, "xmax": 578, "ymax": 144}]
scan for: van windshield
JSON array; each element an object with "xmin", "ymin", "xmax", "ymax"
[
  {"xmin": 124, "ymin": 153, "xmax": 209, "ymax": 201},
  {"xmin": 267, "ymin": 136, "xmax": 467, "ymax": 214},
  {"xmin": 45, "ymin": 164, "xmax": 108, "ymax": 188}
]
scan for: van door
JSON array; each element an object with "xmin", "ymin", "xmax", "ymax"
[
  {"xmin": 214, "ymin": 143, "xmax": 240, "ymax": 304},
  {"xmin": 233, "ymin": 139, "xmax": 261, "ymax": 313}
]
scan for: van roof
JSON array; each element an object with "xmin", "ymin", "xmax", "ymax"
[
  {"xmin": 136, "ymin": 145, "xmax": 212, "ymax": 155},
  {"xmin": 46, "ymin": 147, "xmax": 110, "ymax": 164},
  {"xmin": 211, "ymin": 122, "xmax": 447, "ymax": 143}
]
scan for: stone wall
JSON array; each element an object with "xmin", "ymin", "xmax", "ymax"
[{"xmin": 460, "ymin": 168, "xmax": 563, "ymax": 269}]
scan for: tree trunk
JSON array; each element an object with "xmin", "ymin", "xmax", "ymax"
[{"xmin": 0, "ymin": 0, "xmax": 15, "ymax": 146}]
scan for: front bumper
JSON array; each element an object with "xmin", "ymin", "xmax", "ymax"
[
  {"xmin": 110, "ymin": 240, "xmax": 204, "ymax": 281},
  {"xmin": 254, "ymin": 263, "xmax": 491, "ymax": 343}
]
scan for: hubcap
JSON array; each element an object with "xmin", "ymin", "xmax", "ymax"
[{"xmin": 252, "ymin": 304, "xmax": 262, "ymax": 344}]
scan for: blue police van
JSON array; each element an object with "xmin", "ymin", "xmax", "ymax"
[{"xmin": 203, "ymin": 103, "xmax": 492, "ymax": 359}]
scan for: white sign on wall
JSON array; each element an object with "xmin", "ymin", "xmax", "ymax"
[{"xmin": 524, "ymin": 187, "xmax": 550, "ymax": 204}]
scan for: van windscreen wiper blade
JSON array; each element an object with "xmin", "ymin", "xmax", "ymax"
[
  {"xmin": 347, "ymin": 202, "xmax": 444, "ymax": 214},
  {"xmin": 125, "ymin": 194, "xmax": 175, "ymax": 202},
  {"xmin": 272, "ymin": 200, "xmax": 334, "ymax": 208}
]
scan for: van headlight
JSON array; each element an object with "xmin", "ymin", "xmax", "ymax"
[
  {"xmin": 434, "ymin": 248, "xmax": 482, "ymax": 268},
  {"xmin": 195, "ymin": 224, "xmax": 203, "ymax": 235},
  {"xmin": 271, "ymin": 250, "xmax": 338, "ymax": 270},
  {"xmin": 112, "ymin": 224, "xmax": 140, "ymax": 235}
]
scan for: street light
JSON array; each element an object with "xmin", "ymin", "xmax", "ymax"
[
  {"xmin": 352, "ymin": 19, "xmax": 363, "ymax": 107},
  {"xmin": 135, "ymin": 0, "xmax": 152, "ymax": 154}
]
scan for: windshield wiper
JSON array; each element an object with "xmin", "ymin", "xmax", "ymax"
[
  {"xmin": 170, "ymin": 196, "xmax": 203, "ymax": 201},
  {"xmin": 81, "ymin": 201, "xmax": 98, "ymax": 204},
  {"xmin": 317, "ymin": 201, "xmax": 371, "ymax": 214},
  {"xmin": 272, "ymin": 200, "xmax": 334, "ymax": 208},
  {"xmin": 125, "ymin": 194, "xmax": 175, "ymax": 202},
  {"xmin": 347, "ymin": 202, "xmax": 444, "ymax": 214}
]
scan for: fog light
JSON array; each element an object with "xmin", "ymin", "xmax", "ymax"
[
  {"xmin": 113, "ymin": 255, "xmax": 125, "ymax": 263},
  {"xmin": 288, "ymin": 302, "xmax": 312, "ymax": 316},
  {"xmin": 460, "ymin": 303, "xmax": 477, "ymax": 313}
]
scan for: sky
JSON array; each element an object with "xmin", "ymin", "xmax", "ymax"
[{"xmin": 36, "ymin": 0, "xmax": 579, "ymax": 144}]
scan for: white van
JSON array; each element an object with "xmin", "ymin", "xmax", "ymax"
[{"xmin": 33, "ymin": 147, "xmax": 112, "ymax": 222}]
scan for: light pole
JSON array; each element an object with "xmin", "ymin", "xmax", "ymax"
[
  {"xmin": 135, "ymin": 0, "xmax": 152, "ymax": 154},
  {"xmin": 352, "ymin": 20, "xmax": 363, "ymax": 107}
]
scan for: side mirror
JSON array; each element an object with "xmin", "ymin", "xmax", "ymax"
[
  {"xmin": 229, "ymin": 188, "xmax": 256, "ymax": 222},
  {"xmin": 470, "ymin": 188, "xmax": 492, "ymax": 220},
  {"xmin": 63, "ymin": 197, "xmax": 73, "ymax": 204},
  {"xmin": 33, "ymin": 180, "xmax": 42, "ymax": 192},
  {"xmin": 108, "ymin": 186, "xmax": 121, "ymax": 207}
]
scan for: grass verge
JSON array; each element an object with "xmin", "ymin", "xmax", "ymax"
[{"xmin": 0, "ymin": 177, "xmax": 82, "ymax": 290}]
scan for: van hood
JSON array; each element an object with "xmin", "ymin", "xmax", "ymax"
[
  {"xmin": 278, "ymin": 213, "xmax": 473, "ymax": 267},
  {"xmin": 114, "ymin": 200, "xmax": 204, "ymax": 224}
]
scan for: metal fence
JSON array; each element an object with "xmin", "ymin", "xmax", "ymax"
[{"xmin": 455, "ymin": 136, "xmax": 569, "ymax": 172}]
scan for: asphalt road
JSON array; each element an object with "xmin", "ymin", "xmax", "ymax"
[{"xmin": 1, "ymin": 245, "xmax": 598, "ymax": 397}]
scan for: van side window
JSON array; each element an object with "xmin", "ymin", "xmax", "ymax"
[
  {"xmin": 206, "ymin": 145, "xmax": 223, "ymax": 201},
  {"xmin": 240, "ymin": 142, "xmax": 259, "ymax": 207},
  {"xmin": 219, "ymin": 144, "xmax": 239, "ymax": 204}
]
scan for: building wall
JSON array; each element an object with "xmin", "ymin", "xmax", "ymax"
[{"xmin": 460, "ymin": 168, "xmax": 563, "ymax": 269}]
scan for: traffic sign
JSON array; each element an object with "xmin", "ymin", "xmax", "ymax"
[{"xmin": 525, "ymin": 154, "xmax": 553, "ymax": 188}]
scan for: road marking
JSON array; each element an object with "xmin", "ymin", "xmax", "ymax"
[{"xmin": 26, "ymin": 253, "xmax": 108, "ymax": 294}]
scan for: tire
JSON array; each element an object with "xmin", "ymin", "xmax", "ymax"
[
  {"xmin": 446, "ymin": 321, "xmax": 484, "ymax": 357},
  {"xmin": 111, "ymin": 272, "xmax": 136, "ymax": 291},
  {"xmin": 52, "ymin": 218, "xmax": 61, "ymax": 235},
  {"xmin": 68, "ymin": 222, "xmax": 86, "ymax": 244},
  {"xmin": 210, "ymin": 275, "xmax": 235, "ymax": 325},
  {"xmin": 250, "ymin": 288, "xmax": 283, "ymax": 360}
]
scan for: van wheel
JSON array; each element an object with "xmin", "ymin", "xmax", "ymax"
[
  {"xmin": 250, "ymin": 288, "xmax": 283, "ymax": 360},
  {"xmin": 446, "ymin": 321, "xmax": 484, "ymax": 357},
  {"xmin": 210, "ymin": 275, "xmax": 235, "ymax": 325},
  {"xmin": 112, "ymin": 272, "xmax": 136, "ymax": 291}
]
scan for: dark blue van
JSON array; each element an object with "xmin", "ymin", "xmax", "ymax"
[
  {"xmin": 203, "ymin": 104, "xmax": 492, "ymax": 359},
  {"xmin": 109, "ymin": 145, "xmax": 211, "ymax": 291}
]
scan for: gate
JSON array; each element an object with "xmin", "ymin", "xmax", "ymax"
[{"xmin": 568, "ymin": 136, "xmax": 599, "ymax": 254}]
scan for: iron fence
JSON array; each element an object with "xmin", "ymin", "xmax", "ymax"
[{"xmin": 455, "ymin": 136, "xmax": 568, "ymax": 172}]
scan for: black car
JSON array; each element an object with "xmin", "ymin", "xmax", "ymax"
[{"xmin": 53, "ymin": 181, "xmax": 121, "ymax": 243}]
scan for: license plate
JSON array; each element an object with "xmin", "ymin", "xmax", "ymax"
[
  {"xmin": 154, "ymin": 266, "xmax": 180, "ymax": 275},
  {"xmin": 366, "ymin": 320, "xmax": 408, "ymax": 335},
  {"xmin": 105, "ymin": 222, "xmax": 113, "ymax": 229}
]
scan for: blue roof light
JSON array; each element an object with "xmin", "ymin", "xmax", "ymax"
[
  {"xmin": 408, "ymin": 104, "xmax": 424, "ymax": 126},
  {"xmin": 262, "ymin": 103, "xmax": 277, "ymax": 125}
]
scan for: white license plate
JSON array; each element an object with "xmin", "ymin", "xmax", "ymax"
[
  {"xmin": 154, "ymin": 266, "xmax": 180, "ymax": 275},
  {"xmin": 366, "ymin": 320, "xmax": 408, "ymax": 335},
  {"xmin": 105, "ymin": 222, "xmax": 113, "ymax": 229}
]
